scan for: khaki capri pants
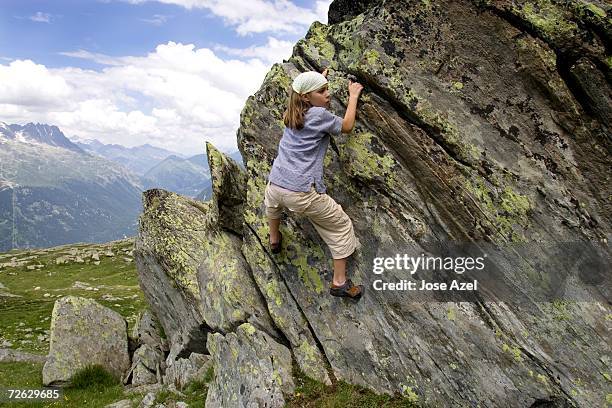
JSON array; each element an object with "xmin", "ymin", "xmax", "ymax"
[{"xmin": 264, "ymin": 182, "xmax": 357, "ymax": 259}]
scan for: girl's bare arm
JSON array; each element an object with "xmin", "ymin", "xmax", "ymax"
[{"xmin": 342, "ymin": 81, "xmax": 363, "ymax": 133}]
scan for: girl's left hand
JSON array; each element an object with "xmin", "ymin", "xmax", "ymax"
[{"xmin": 322, "ymin": 68, "xmax": 328, "ymax": 78}]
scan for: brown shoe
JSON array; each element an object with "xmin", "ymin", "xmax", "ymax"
[{"xmin": 330, "ymin": 279, "xmax": 363, "ymax": 300}]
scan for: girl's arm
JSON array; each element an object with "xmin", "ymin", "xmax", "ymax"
[{"xmin": 342, "ymin": 81, "xmax": 363, "ymax": 133}]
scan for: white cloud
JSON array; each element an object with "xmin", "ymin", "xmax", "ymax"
[
  {"xmin": 214, "ymin": 37, "xmax": 294, "ymax": 67},
  {"xmin": 122, "ymin": 0, "xmax": 331, "ymax": 35},
  {"xmin": 140, "ymin": 14, "xmax": 171, "ymax": 25},
  {"xmin": 29, "ymin": 12, "xmax": 53, "ymax": 23},
  {"xmin": 0, "ymin": 42, "xmax": 278, "ymax": 155},
  {"xmin": 0, "ymin": 60, "xmax": 71, "ymax": 107}
]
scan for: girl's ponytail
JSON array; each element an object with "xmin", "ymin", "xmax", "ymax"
[{"xmin": 283, "ymin": 89, "xmax": 310, "ymax": 130}]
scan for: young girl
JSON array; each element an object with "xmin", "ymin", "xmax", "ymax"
[{"xmin": 264, "ymin": 69, "xmax": 364, "ymax": 300}]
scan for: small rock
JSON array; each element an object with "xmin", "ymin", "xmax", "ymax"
[
  {"xmin": 0, "ymin": 348, "xmax": 46, "ymax": 363},
  {"xmin": 94, "ymin": 261, "xmax": 101, "ymax": 265},
  {"xmin": 27, "ymin": 266, "xmax": 35, "ymax": 270},
  {"xmin": 105, "ymin": 399, "xmax": 133, "ymax": 408},
  {"xmin": 43, "ymin": 293, "xmax": 51, "ymax": 297},
  {"xmin": 138, "ymin": 392, "xmax": 156, "ymax": 408},
  {"xmin": 34, "ymin": 286, "xmax": 41, "ymax": 291}
]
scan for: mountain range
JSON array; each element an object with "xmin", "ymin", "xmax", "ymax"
[
  {"xmin": 0, "ymin": 122, "xmax": 239, "ymax": 251},
  {"xmin": 74, "ymin": 139, "xmax": 217, "ymax": 197},
  {"xmin": 0, "ymin": 122, "xmax": 142, "ymax": 251}
]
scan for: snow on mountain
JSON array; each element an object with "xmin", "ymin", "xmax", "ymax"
[{"xmin": 0, "ymin": 122, "xmax": 84, "ymax": 153}]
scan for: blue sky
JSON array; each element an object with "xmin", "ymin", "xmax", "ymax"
[{"xmin": 0, "ymin": 0, "xmax": 331, "ymax": 154}]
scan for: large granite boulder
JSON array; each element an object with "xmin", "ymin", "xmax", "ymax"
[
  {"xmin": 134, "ymin": 0, "xmax": 611, "ymax": 406},
  {"xmin": 42, "ymin": 296, "xmax": 130, "ymax": 386}
]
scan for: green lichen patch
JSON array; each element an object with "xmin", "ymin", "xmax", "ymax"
[
  {"xmin": 277, "ymin": 226, "xmax": 325, "ymax": 294},
  {"xmin": 138, "ymin": 190, "xmax": 220, "ymax": 302},
  {"xmin": 338, "ymin": 131, "xmax": 397, "ymax": 186},
  {"xmin": 585, "ymin": 3, "xmax": 607, "ymax": 18},
  {"xmin": 465, "ymin": 177, "xmax": 532, "ymax": 241},
  {"xmin": 301, "ymin": 21, "xmax": 336, "ymax": 64},
  {"xmin": 514, "ymin": 0, "xmax": 579, "ymax": 41},
  {"xmin": 502, "ymin": 343, "xmax": 524, "ymax": 362}
]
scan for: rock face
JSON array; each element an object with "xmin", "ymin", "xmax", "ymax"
[
  {"xmin": 205, "ymin": 323, "xmax": 294, "ymax": 408},
  {"xmin": 42, "ymin": 296, "xmax": 130, "ymax": 386},
  {"xmin": 135, "ymin": 0, "xmax": 611, "ymax": 407}
]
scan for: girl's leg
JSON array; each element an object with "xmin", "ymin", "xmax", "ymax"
[
  {"xmin": 264, "ymin": 182, "xmax": 283, "ymax": 247},
  {"xmin": 332, "ymin": 257, "xmax": 347, "ymax": 286},
  {"xmin": 269, "ymin": 217, "xmax": 281, "ymax": 244}
]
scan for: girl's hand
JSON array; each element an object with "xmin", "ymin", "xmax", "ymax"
[
  {"xmin": 348, "ymin": 81, "xmax": 364, "ymax": 98},
  {"xmin": 322, "ymin": 68, "xmax": 328, "ymax": 78}
]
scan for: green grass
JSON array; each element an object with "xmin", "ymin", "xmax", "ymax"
[
  {"xmin": 0, "ymin": 238, "xmax": 146, "ymax": 355},
  {"xmin": 286, "ymin": 369, "xmax": 422, "ymax": 408},
  {"xmin": 67, "ymin": 365, "xmax": 120, "ymax": 390},
  {"xmin": 0, "ymin": 361, "xmax": 127, "ymax": 407},
  {"xmin": 151, "ymin": 376, "xmax": 209, "ymax": 407}
]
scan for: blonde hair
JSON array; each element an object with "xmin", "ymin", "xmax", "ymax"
[{"xmin": 283, "ymin": 89, "xmax": 311, "ymax": 130}]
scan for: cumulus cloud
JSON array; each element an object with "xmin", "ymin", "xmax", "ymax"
[
  {"xmin": 122, "ymin": 0, "xmax": 331, "ymax": 35},
  {"xmin": 0, "ymin": 60, "xmax": 71, "ymax": 107},
  {"xmin": 0, "ymin": 42, "xmax": 277, "ymax": 154}
]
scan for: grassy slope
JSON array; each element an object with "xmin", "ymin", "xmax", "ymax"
[
  {"xmin": 0, "ymin": 238, "xmax": 145, "ymax": 355},
  {"xmin": 0, "ymin": 238, "xmax": 149, "ymax": 407}
]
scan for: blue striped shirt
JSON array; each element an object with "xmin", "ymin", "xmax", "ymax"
[{"xmin": 268, "ymin": 107, "xmax": 343, "ymax": 193}]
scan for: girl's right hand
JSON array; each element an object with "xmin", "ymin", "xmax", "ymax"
[{"xmin": 348, "ymin": 81, "xmax": 364, "ymax": 98}]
